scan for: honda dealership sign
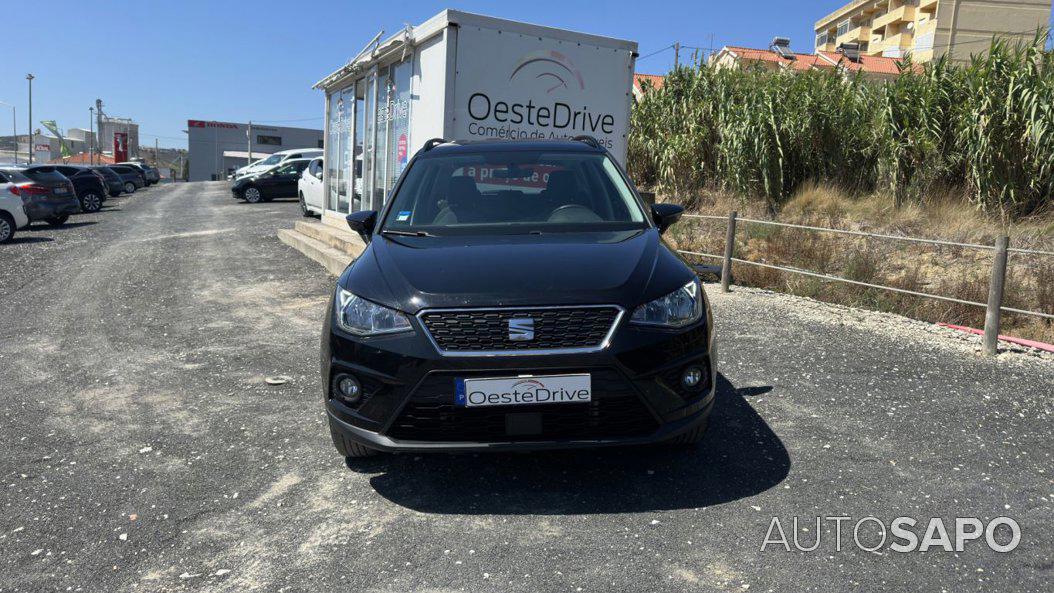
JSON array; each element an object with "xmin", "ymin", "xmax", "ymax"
[{"xmin": 451, "ymin": 25, "xmax": 635, "ymax": 160}]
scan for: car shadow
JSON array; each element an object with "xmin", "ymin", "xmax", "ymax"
[
  {"xmin": 3, "ymin": 236, "xmax": 53, "ymax": 245},
  {"xmin": 27, "ymin": 221, "xmax": 98, "ymax": 231},
  {"xmin": 352, "ymin": 374, "xmax": 789, "ymax": 514}
]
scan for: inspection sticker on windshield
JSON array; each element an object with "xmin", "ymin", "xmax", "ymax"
[
  {"xmin": 455, "ymin": 374, "xmax": 591, "ymax": 408},
  {"xmin": 396, "ymin": 211, "xmax": 412, "ymax": 221}
]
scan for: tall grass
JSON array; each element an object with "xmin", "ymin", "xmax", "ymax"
[{"xmin": 629, "ymin": 34, "xmax": 1053, "ymax": 220}]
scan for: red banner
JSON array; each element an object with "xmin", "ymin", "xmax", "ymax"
[{"xmin": 113, "ymin": 132, "xmax": 128, "ymax": 163}]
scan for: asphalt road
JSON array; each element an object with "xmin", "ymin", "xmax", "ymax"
[{"xmin": 1, "ymin": 182, "xmax": 1051, "ymax": 592}]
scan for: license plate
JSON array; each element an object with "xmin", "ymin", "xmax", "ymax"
[
  {"xmin": 455, "ymin": 374, "xmax": 592, "ymax": 408},
  {"xmin": 54, "ymin": 187, "xmax": 67, "ymax": 194}
]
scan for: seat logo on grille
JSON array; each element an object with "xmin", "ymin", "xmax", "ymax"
[{"xmin": 508, "ymin": 318, "xmax": 535, "ymax": 341}]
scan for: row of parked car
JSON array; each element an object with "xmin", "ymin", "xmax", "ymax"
[
  {"xmin": 0, "ymin": 160, "xmax": 160, "ymax": 243},
  {"xmin": 229, "ymin": 148, "xmax": 324, "ymax": 211}
]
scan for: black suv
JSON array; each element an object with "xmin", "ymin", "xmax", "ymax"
[
  {"xmin": 50, "ymin": 165, "xmax": 108, "ymax": 213},
  {"xmin": 92, "ymin": 166, "xmax": 126, "ymax": 197},
  {"xmin": 231, "ymin": 158, "xmax": 311, "ymax": 203},
  {"xmin": 108, "ymin": 165, "xmax": 146, "ymax": 193},
  {"xmin": 322, "ymin": 138, "xmax": 715, "ymax": 459}
]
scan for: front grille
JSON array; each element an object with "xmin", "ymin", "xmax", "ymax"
[
  {"xmin": 387, "ymin": 369, "xmax": 658, "ymax": 442},
  {"xmin": 419, "ymin": 306, "xmax": 621, "ymax": 353}
]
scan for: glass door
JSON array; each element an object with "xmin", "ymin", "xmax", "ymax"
[
  {"xmin": 362, "ymin": 72, "xmax": 376, "ymax": 212},
  {"xmin": 352, "ymin": 79, "xmax": 365, "ymax": 212},
  {"xmin": 336, "ymin": 85, "xmax": 354, "ymax": 213},
  {"xmin": 372, "ymin": 66, "xmax": 390, "ymax": 211},
  {"xmin": 325, "ymin": 92, "xmax": 341, "ymax": 211},
  {"xmin": 387, "ymin": 60, "xmax": 412, "ymax": 193}
]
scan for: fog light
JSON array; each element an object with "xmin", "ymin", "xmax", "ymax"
[
  {"xmin": 335, "ymin": 374, "xmax": 362, "ymax": 405},
  {"xmin": 682, "ymin": 366, "xmax": 703, "ymax": 388}
]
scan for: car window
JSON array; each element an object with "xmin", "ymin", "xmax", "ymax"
[
  {"xmin": 383, "ymin": 151, "xmax": 646, "ymax": 235},
  {"xmin": 257, "ymin": 154, "xmax": 283, "ymax": 167},
  {"xmin": 274, "ymin": 161, "xmax": 306, "ymax": 176},
  {"xmin": 1, "ymin": 170, "xmax": 31, "ymax": 183}
]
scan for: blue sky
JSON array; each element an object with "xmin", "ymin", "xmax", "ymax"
[{"xmin": 3, "ymin": 0, "xmax": 1051, "ymax": 148}]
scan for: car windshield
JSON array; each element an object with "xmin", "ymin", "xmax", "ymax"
[
  {"xmin": 381, "ymin": 151, "xmax": 647, "ymax": 235},
  {"xmin": 257, "ymin": 155, "xmax": 283, "ymax": 167}
]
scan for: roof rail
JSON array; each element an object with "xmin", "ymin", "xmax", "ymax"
[
  {"xmin": 422, "ymin": 138, "xmax": 449, "ymax": 152},
  {"xmin": 571, "ymin": 135, "xmax": 601, "ymax": 149}
]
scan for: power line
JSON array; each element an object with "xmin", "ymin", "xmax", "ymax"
[{"xmin": 638, "ymin": 44, "xmax": 675, "ymax": 61}]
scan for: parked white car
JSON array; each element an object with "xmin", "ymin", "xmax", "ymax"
[
  {"xmin": 298, "ymin": 157, "xmax": 324, "ymax": 217},
  {"xmin": 0, "ymin": 168, "xmax": 32, "ymax": 243},
  {"xmin": 232, "ymin": 148, "xmax": 323, "ymax": 180}
]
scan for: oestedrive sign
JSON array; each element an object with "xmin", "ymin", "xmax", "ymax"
[
  {"xmin": 451, "ymin": 27, "xmax": 635, "ymax": 159},
  {"xmin": 315, "ymin": 10, "xmax": 638, "ymax": 167}
]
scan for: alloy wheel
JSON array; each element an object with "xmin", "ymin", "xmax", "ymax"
[
  {"xmin": 124, "ymin": 182, "xmax": 136, "ymax": 193},
  {"xmin": 82, "ymin": 193, "xmax": 102, "ymax": 212},
  {"xmin": 244, "ymin": 187, "xmax": 262, "ymax": 203},
  {"xmin": 0, "ymin": 218, "xmax": 12, "ymax": 243}
]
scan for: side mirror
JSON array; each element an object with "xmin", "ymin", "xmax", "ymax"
[
  {"xmin": 651, "ymin": 203, "xmax": 684, "ymax": 235},
  {"xmin": 346, "ymin": 210, "xmax": 377, "ymax": 243}
]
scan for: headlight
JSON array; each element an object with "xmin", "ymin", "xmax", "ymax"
[
  {"xmin": 630, "ymin": 279, "xmax": 703, "ymax": 328},
  {"xmin": 335, "ymin": 287, "xmax": 413, "ymax": 336}
]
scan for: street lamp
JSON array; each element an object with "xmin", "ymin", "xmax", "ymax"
[
  {"xmin": 89, "ymin": 107, "xmax": 95, "ymax": 165},
  {"xmin": 26, "ymin": 74, "xmax": 34, "ymax": 164},
  {"xmin": 0, "ymin": 101, "xmax": 15, "ymax": 165}
]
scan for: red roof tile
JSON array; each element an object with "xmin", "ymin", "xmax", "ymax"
[
  {"xmin": 633, "ymin": 73, "xmax": 665, "ymax": 92},
  {"xmin": 721, "ymin": 45, "xmax": 914, "ymax": 76}
]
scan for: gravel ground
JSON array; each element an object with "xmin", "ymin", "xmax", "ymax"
[{"xmin": 1, "ymin": 182, "xmax": 1051, "ymax": 592}]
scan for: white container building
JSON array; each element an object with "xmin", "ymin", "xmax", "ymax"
[{"xmin": 312, "ymin": 9, "xmax": 637, "ymax": 226}]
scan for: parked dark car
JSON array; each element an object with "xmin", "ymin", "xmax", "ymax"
[
  {"xmin": 108, "ymin": 165, "xmax": 146, "ymax": 194},
  {"xmin": 322, "ymin": 138, "xmax": 715, "ymax": 459},
  {"xmin": 117, "ymin": 161, "xmax": 160, "ymax": 185},
  {"xmin": 49, "ymin": 165, "xmax": 109, "ymax": 213},
  {"xmin": 92, "ymin": 166, "xmax": 125, "ymax": 197},
  {"xmin": 1, "ymin": 166, "xmax": 81, "ymax": 226},
  {"xmin": 231, "ymin": 159, "xmax": 311, "ymax": 203}
]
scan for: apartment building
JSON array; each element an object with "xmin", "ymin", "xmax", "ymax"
[{"xmin": 815, "ymin": 0, "xmax": 1052, "ymax": 63}]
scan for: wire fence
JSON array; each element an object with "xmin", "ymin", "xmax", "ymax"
[{"xmin": 677, "ymin": 212, "xmax": 1054, "ymax": 355}]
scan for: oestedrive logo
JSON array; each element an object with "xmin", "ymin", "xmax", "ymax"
[{"xmin": 508, "ymin": 50, "xmax": 585, "ymax": 93}]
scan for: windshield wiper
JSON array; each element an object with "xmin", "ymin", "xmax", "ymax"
[{"xmin": 381, "ymin": 229, "xmax": 436, "ymax": 237}]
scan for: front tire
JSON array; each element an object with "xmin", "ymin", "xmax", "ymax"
[
  {"xmin": 243, "ymin": 187, "xmax": 263, "ymax": 203},
  {"xmin": 80, "ymin": 192, "xmax": 103, "ymax": 213},
  {"xmin": 45, "ymin": 216, "xmax": 69, "ymax": 227},
  {"xmin": 123, "ymin": 181, "xmax": 136, "ymax": 194},
  {"xmin": 299, "ymin": 192, "xmax": 312, "ymax": 217},
  {"xmin": 0, "ymin": 213, "xmax": 14, "ymax": 243}
]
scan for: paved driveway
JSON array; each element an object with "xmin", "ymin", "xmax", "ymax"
[{"xmin": 1, "ymin": 182, "xmax": 1051, "ymax": 592}]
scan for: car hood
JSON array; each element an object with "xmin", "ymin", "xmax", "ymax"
[{"xmin": 341, "ymin": 229, "xmax": 694, "ymax": 312}]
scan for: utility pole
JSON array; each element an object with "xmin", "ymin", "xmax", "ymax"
[
  {"xmin": 674, "ymin": 42, "xmax": 680, "ymax": 68},
  {"xmin": 155, "ymin": 138, "xmax": 160, "ymax": 172},
  {"xmin": 89, "ymin": 107, "xmax": 95, "ymax": 165},
  {"xmin": 26, "ymin": 74, "xmax": 34, "ymax": 164},
  {"xmin": 247, "ymin": 120, "xmax": 252, "ymax": 167}
]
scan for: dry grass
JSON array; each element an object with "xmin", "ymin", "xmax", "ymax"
[{"xmin": 662, "ymin": 183, "xmax": 1054, "ymax": 344}]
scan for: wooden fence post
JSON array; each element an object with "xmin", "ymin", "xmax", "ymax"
[
  {"xmin": 721, "ymin": 211, "xmax": 738, "ymax": 293},
  {"xmin": 983, "ymin": 235, "xmax": 1010, "ymax": 356}
]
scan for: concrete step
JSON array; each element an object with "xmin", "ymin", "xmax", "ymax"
[
  {"xmin": 277, "ymin": 228, "xmax": 354, "ymax": 276},
  {"xmin": 293, "ymin": 220, "xmax": 365, "ymax": 258}
]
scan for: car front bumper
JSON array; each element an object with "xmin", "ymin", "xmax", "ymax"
[{"xmin": 322, "ymin": 299, "xmax": 717, "ymax": 453}]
